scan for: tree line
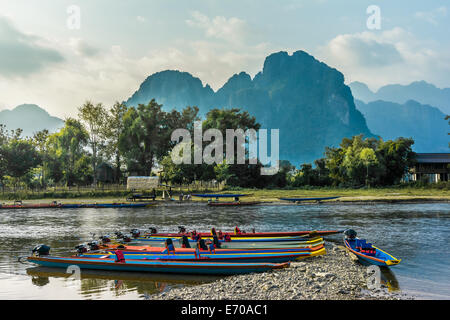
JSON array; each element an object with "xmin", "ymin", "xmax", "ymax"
[{"xmin": 0, "ymin": 98, "xmax": 420, "ymax": 190}]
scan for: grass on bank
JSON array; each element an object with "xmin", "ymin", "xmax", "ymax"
[{"xmin": 0, "ymin": 182, "xmax": 449, "ymax": 203}]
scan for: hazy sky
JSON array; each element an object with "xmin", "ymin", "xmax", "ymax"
[{"xmin": 0, "ymin": 0, "xmax": 449, "ymax": 118}]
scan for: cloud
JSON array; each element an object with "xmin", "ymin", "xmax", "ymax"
[
  {"xmin": 136, "ymin": 16, "xmax": 146, "ymax": 23},
  {"xmin": 325, "ymin": 31, "xmax": 403, "ymax": 67},
  {"xmin": 69, "ymin": 38, "xmax": 100, "ymax": 57},
  {"xmin": 0, "ymin": 12, "xmax": 276, "ymax": 118},
  {"xmin": 415, "ymin": 6, "xmax": 447, "ymax": 25},
  {"xmin": 0, "ymin": 16, "xmax": 64, "ymax": 77},
  {"xmin": 317, "ymin": 27, "xmax": 450, "ymax": 90},
  {"xmin": 186, "ymin": 11, "xmax": 248, "ymax": 44}
]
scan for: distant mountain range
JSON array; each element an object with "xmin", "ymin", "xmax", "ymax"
[
  {"xmin": 126, "ymin": 50, "xmax": 374, "ymax": 165},
  {"xmin": 0, "ymin": 104, "xmax": 64, "ymax": 138},
  {"xmin": 349, "ymin": 81, "xmax": 450, "ymax": 115},
  {"xmin": 1, "ymin": 52, "xmax": 448, "ymax": 165},
  {"xmin": 355, "ymin": 99, "xmax": 449, "ymax": 153}
]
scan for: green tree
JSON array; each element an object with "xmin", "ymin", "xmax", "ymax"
[
  {"xmin": 2, "ymin": 138, "xmax": 41, "ymax": 189},
  {"xmin": 102, "ymin": 102, "xmax": 128, "ymax": 182},
  {"xmin": 360, "ymin": 147, "xmax": 378, "ymax": 187},
  {"xmin": 47, "ymin": 118, "xmax": 89, "ymax": 186},
  {"xmin": 120, "ymin": 100, "xmax": 199, "ymax": 176},
  {"xmin": 33, "ymin": 129, "xmax": 49, "ymax": 187},
  {"xmin": 78, "ymin": 101, "xmax": 107, "ymax": 186}
]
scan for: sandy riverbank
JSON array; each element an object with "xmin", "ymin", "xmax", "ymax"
[{"xmin": 149, "ymin": 243, "xmax": 413, "ymax": 300}]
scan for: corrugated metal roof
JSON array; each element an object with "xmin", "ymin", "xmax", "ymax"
[{"xmin": 415, "ymin": 153, "xmax": 450, "ymax": 163}]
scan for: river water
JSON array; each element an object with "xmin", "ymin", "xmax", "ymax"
[{"xmin": 0, "ymin": 202, "xmax": 448, "ymax": 300}]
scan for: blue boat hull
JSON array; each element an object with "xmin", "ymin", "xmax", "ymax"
[
  {"xmin": 27, "ymin": 256, "xmax": 289, "ymax": 275},
  {"xmin": 344, "ymin": 238, "xmax": 401, "ymax": 267},
  {"xmin": 79, "ymin": 248, "xmax": 325, "ymax": 263}
]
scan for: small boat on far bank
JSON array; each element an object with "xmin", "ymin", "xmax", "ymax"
[
  {"xmin": 0, "ymin": 201, "xmax": 157, "ymax": 209},
  {"xmin": 207, "ymin": 201, "xmax": 261, "ymax": 207},
  {"xmin": 280, "ymin": 196, "xmax": 340, "ymax": 203},
  {"xmin": 343, "ymin": 229, "xmax": 401, "ymax": 267},
  {"xmin": 193, "ymin": 194, "xmax": 261, "ymax": 206},
  {"xmin": 60, "ymin": 202, "xmax": 156, "ymax": 209}
]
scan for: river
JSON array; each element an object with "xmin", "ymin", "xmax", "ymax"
[{"xmin": 0, "ymin": 202, "xmax": 448, "ymax": 299}]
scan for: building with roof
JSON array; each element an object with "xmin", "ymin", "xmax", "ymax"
[{"xmin": 409, "ymin": 153, "xmax": 450, "ymax": 182}]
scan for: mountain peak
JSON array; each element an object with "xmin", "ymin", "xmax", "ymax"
[
  {"xmin": 0, "ymin": 104, "xmax": 63, "ymax": 137},
  {"xmin": 351, "ymin": 80, "xmax": 450, "ymax": 114}
]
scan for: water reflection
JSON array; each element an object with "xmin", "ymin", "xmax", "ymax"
[
  {"xmin": 27, "ymin": 266, "xmax": 223, "ymax": 298},
  {"xmin": 0, "ymin": 202, "xmax": 447, "ymax": 299}
]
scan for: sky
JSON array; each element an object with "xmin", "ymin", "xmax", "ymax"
[{"xmin": 0, "ymin": 0, "xmax": 449, "ymax": 118}]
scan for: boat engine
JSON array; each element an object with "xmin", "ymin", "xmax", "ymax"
[
  {"xmin": 122, "ymin": 235, "xmax": 131, "ymax": 242},
  {"xmin": 99, "ymin": 235, "xmax": 111, "ymax": 243},
  {"xmin": 148, "ymin": 227, "xmax": 157, "ymax": 234},
  {"xmin": 179, "ymin": 235, "xmax": 191, "ymax": 248},
  {"xmin": 344, "ymin": 229, "xmax": 357, "ymax": 239},
  {"xmin": 131, "ymin": 229, "xmax": 141, "ymax": 238},
  {"xmin": 32, "ymin": 244, "xmax": 50, "ymax": 257},
  {"xmin": 114, "ymin": 231, "xmax": 124, "ymax": 239},
  {"xmin": 212, "ymin": 235, "xmax": 221, "ymax": 248},
  {"xmin": 75, "ymin": 244, "xmax": 88, "ymax": 254},
  {"xmin": 198, "ymin": 239, "xmax": 208, "ymax": 250},
  {"xmin": 178, "ymin": 226, "xmax": 186, "ymax": 233},
  {"xmin": 87, "ymin": 241, "xmax": 99, "ymax": 251}
]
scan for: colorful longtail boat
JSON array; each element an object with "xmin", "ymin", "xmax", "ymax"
[
  {"xmin": 343, "ymin": 229, "xmax": 401, "ymax": 267},
  {"xmin": 79, "ymin": 247, "xmax": 326, "ymax": 263},
  {"xmin": 130, "ymin": 236, "xmax": 325, "ymax": 249},
  {"xmin": 27, "ymin": 256, "xmax": 290, "ymax": 275},
  {"xmin": 144, "ymin": 228, "xmax": 342, "ymax": 238}
]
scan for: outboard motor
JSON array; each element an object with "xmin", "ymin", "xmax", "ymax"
[
  {"xmin": 165, "ymin": 238, "xmax": 175, "ymax": 253},
  {"xmin": 178, "ymin": 226, "xmax": 186, "ymax": 233},
  {"xmin": 165, "ymin": 238, "xmax": 174, "ymax": 247},
  {"xmin": 179, "ymin": 235, "xmax": 191, "ymax": 248},
  {"xmin": 32, "ymin": 244, "xmax": 50, "ymax": 257},
  {"xmin": 87, "ymin": 241, "xmax": 99, "ymax": 251},
  {"xmin": 198, "ymin": 239, "xmax": 208, "ymax": 250},
  {"xmin": 75, "ymin": 244, "xmax": 88, "ymax": 254},
  {"xmin": 122, "ymin": 235, "xmax": 131, "ymax": 243},
  {"xmin": 99, "ymin": 235, "xmax": 111, "ymax": 243},
  {"xmin": 212, "ymin": 235, "xmax": 221, "ymax": 248},
  {"xmin": 344, "ymin": 229, "xmax": 357, "ymax": 239},
  {"xmin": 211, "ymin": 227, "xmax": 217, "ymax": 236},
  {"xmin": 131, "ymin": 229, "xmax": 141, "ymax": 238},
  {"xmin": 114, "ymin": 231, "xmax": 125, "ymax": 239},
  {"xmin": 148, "ymin": 227, "xmax": 157, "ymax": 234}
]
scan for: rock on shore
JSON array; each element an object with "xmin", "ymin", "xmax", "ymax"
[{"xmin": 150, "ymin": 243, "xmax": 412, "ymax": 300}]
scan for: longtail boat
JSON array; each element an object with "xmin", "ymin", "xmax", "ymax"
[
  {"xmin": 192, "ymin": 194, "xmax": 260, "ymax": 206},
  {"xmin": 27, "ymin": 256, "xmax": 290, "ymax": 275},
  {"xmin": 0, "ymin": 202, "xmax": 156, "ymax": 209},
  {"xmin": 99, "ymin": 243, "xmax": 324, "ymax": 254},
  {"xmin": 0, "ymin": 202, "xmax": 62, "ymax": 209},
  {"xmin": 143, "ymin": 227, "xmax": 342, "ymax": 238},
  {"xmin": 343, "ymin": 229, "xmax": 401, "ymax": 267},
  {"xmin": 60, "ymin": 202, "xmax": 156, "ymax": 208},
  {"xmin": 207, "ymin": 201, "xmax": 261, "ymax": 207},
  {"xmin": 279, "ymin": 196, "xmax": 340, "ymax": 203},
  {"xmin": 130, "ymin": 235, "xmax": 324, "ymax": 249},
  {"xmin": 79, "ymin": 247, "xmax": 326, "ymax": 263}
]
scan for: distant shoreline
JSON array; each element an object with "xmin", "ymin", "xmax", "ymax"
[{"xmin": 1, "ymin": 195, "xmax": 449, "ymax": 205}]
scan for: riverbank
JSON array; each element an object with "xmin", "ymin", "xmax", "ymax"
[
  {"xmin": 1, "ymin": 185, "xmax": 448, "ymax": 203},
  {"xmin": 1, "ymin": 193, "xmax": 449, "ymax": 206},
  {"xmin": 150, "ymin": 243, "xmax": 413, "ymax": 300}
]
